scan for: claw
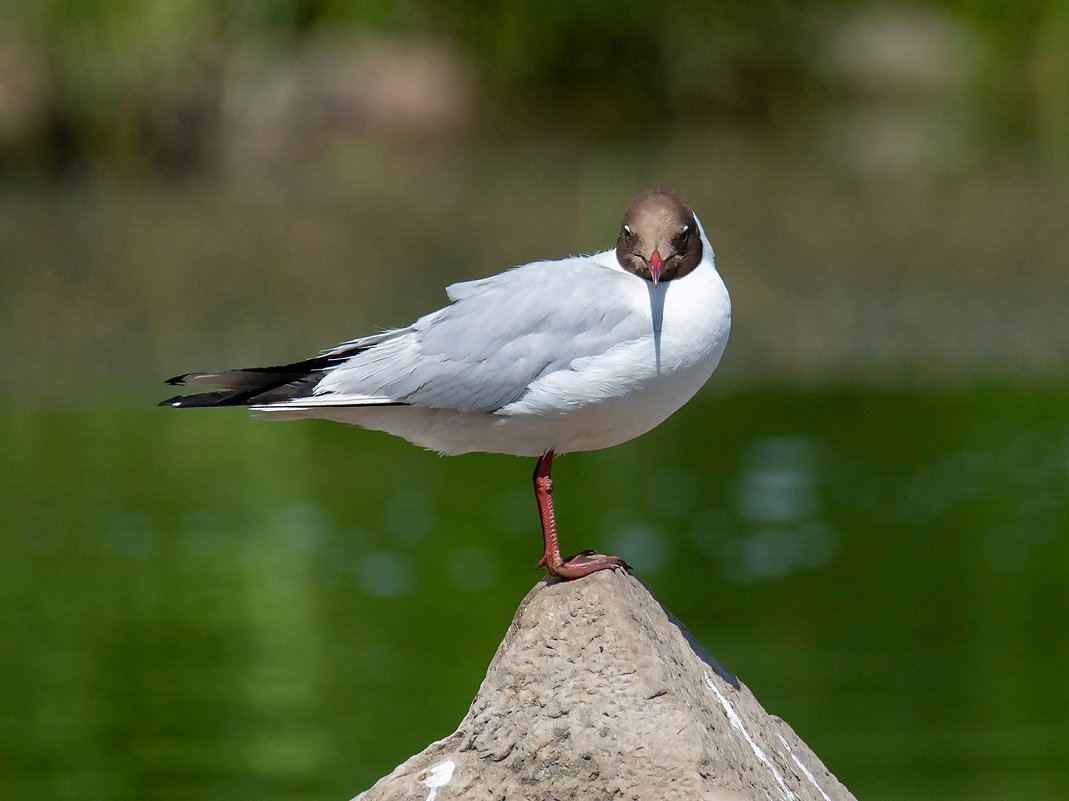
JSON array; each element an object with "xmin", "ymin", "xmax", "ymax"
[{"xmin": 545, "ymin": 551, "xmax": 630, "ymax": 580}]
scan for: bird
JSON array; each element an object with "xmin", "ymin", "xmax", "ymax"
[{"xmin": 161, "ymin": 189, "xmax": 731, "ymax": 580}]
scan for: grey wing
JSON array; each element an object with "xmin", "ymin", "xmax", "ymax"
[{"xmin": 311, "ymin": 259, "xmax": 644, "ymax": 413}]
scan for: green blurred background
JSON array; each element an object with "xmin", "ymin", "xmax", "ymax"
[{"xmin": 1, "ymin": 2, "xmax": 1068, "ymax": 799}]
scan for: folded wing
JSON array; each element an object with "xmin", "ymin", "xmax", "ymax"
[{"xmin": 163, "ymin": 255, "xmax": 650, "ymax": 415}]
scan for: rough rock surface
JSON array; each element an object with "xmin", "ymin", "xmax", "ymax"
[{"xmin": 351, "ymin": 570, "xmax": 856, "ymax": 801}]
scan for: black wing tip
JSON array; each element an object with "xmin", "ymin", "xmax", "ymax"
[{"xmin": 160, "ymin": 353, "xmax": 347, "ymax": 408}]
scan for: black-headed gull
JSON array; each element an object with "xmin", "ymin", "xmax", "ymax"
[{"xmin": 162, "ymin": 190, "xmax": 731, "ymax": 580}]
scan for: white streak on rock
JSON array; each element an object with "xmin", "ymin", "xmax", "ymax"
[
  {"xmin": 777, "ymin": 733, "xmax": 833, "ymax": 801},
  {"xmin": 705, "ymin": 674, "xmax": 796, "ymax": 801},
  {"xmin": 421, "ymin": 759, "xmax": 455, "ymax": 801}
]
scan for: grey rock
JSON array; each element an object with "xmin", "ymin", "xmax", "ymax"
[{"xmin": 351, "ymin": 570, "xmax": 856, "ymax": 801}]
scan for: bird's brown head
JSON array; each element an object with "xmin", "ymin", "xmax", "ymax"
[{"xmin": 615, "ymin": 189, "xmax": 702, "ymax": 287}]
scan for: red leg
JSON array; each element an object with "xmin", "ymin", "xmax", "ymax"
[{"xmin": 533, "ymin": 450, "xmax": 630, "ymax": 580}]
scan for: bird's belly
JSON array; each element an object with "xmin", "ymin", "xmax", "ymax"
[{"xmin": 486, "ymin": 339, "xmax": 726, "ymax": 455}]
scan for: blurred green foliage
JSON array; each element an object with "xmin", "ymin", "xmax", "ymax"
[{"xmin": 2, "ymin": 0, "xmax": 1067, "ymax": 176}]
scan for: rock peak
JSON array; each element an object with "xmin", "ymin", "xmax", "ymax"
[{"xmin": 352, "ymin": 571, "xmax": 856, "ymax": 801}]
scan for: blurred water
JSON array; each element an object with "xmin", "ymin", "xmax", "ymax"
[{"xmin": 2, "ymin": 383, "xmax": 1067, "ymax": 801}]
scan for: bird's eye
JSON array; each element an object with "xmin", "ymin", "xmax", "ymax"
[
  {"xmin": 622, "ymin": 224, "xmax": 633, "ymax": 241},
  {"xmin": 680, "ymin": 225, "xmax": 690, "ymax": 243}
]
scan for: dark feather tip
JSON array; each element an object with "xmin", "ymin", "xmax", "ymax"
[{"xmin": 165, "ymin": 374, "xmax": 191, "ymax": 386}]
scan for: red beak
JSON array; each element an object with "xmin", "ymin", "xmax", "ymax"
[{"xmin": 649, "ymin": 250, "xmax": 663, "ymax": 287}]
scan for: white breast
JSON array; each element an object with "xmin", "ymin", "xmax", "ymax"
[{"xmin": 488, "ymin": 258, "xmax": 731, "ymax": 455}]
